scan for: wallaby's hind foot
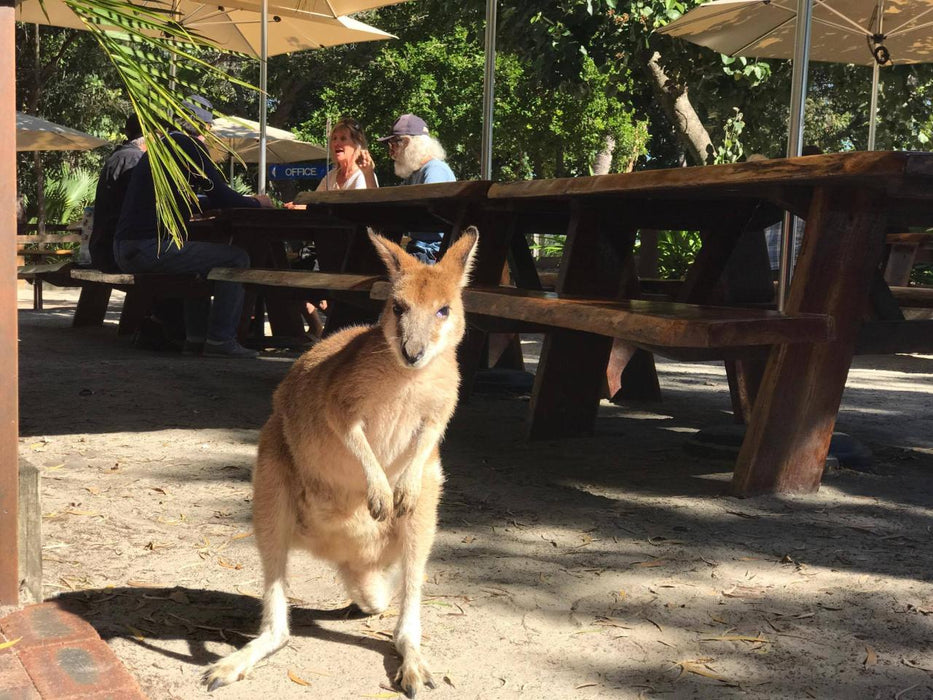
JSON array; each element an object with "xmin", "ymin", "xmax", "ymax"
[
  {"xmin": 395, "ymin": 652, "xmax": 437, "ymax": 699},
  {"xmin": 202, "ymin": 629, "xmax": 289, "ymax": 691}
]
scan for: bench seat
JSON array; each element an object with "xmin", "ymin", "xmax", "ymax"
[
  {"xmin": 207, "ymin": 268, "xmax": 382, "ymax": 292},
  {"xmin": 69, "ymin": 269, "xmax": 209, "ymax": 335},
  {"xmin": 17, "ymin": 231, "xmax": 83, "ymax": 310},
  {"xmin": 371, "ymin": 282, "xmax": 834, "ymax": 351}
]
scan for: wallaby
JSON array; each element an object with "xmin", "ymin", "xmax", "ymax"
[{"xmin": 203, "ymin": 228, "xmax": 479, "ymax": 698}]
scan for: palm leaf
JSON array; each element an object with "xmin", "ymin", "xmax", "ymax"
[{"xmin": 54, "ymin": 0, "xmax": 257, "ymax": 246}]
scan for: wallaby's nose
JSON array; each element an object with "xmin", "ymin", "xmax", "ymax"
[{"xmin": 401, "ymin": 345, "xmax": 424, "ymax": 366}]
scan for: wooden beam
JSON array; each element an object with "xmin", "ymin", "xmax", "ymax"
[{"xmin": 1, "ymin": 3, "xmax": 20, "ymax": 605}]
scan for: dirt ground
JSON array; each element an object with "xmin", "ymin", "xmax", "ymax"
[{"xmin": 11, "ymin": 285, "xmax": 933, "ymax": 699}]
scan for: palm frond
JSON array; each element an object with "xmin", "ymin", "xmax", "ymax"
[{"xmin": 60, "ymin": 0, "xmax": 257, "ymax": 245}]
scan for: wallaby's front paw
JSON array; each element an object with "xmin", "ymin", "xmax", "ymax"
[
  {"xmin": 367, "ymin": 483, "xmax": 394, "ymax": 521},
  {"xmin": 396, "ymin": 657, "xmax": 436, "ymax": 698},
  {"xmin": 393, "ymin": 480, "xmax": 421, "ymax": 517}
]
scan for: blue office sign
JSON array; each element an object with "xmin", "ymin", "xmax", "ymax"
[{"xmin": 268, "ymin": 163, "xmax": 326, "ymax": 180}]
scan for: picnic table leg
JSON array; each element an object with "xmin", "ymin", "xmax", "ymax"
[
  {"xmin": 458, "ymin": 210, "xmax": 518, "ymax": 396},
  {"xmin": 732, "ymin": 186, "xmax": 887, "ymax": 496},
  {"xmin": 72, "ymin": 284, "xmax": 112, "ymax": 328},
  {"xmin": 527, "ymin": 204, "xmax": 632, "ymax": 439}
]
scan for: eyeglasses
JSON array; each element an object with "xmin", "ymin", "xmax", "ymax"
[{"xmin": 387, "ymin": 136, "xmax": 406, "ymax": 148}]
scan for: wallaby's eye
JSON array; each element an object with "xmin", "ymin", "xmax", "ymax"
[
  {"xmin": 392, "ymin": 302, "xmax": 405, "ymax": 317},
  {"xmin": 436, "ymin": 306, "xmax": 450, "ymax": 319}
]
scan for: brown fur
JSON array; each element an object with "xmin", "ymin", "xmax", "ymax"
[{"xmin": 203, "ymin": 228, "xmax": 478, "ymax": 697}]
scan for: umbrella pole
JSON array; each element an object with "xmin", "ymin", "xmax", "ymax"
[
  {"xmin": 868, "ymin": 61, "xmax": 880, "ymax": 150},
  {"xmin": 480, "ymin": 0, "xmax": 497, "ymax": 180},
  {"xmin": 257, "ymin": 0, "xmax": 268, "ymax": 195},
  {"xmin": 778, "ymin": 0, "xmax": 813, "ymax": 312}
]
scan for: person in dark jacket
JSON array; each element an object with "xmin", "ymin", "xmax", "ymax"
[
  {"xmin": 89, "ymin": 114, "xmax": 146, "ymax": 271},
  {"xmin": 114, "ymin": 95, "xmax": 273, "ymax": 358}
]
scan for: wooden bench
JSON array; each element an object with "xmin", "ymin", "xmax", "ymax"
[
  {"xmin": 371, "ymin": 282, "xmax": 834, "ymax": 353},
  {"xmin": 16, "ymin": 227, "xmax": 83, "ymax": 310},
  {"xmin": 69, "ymin": 269, "xmax": 210, "ymax": 336}
]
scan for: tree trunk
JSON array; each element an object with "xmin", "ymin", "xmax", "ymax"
[
  {"xmin": 591, "ymin": 134, "xmax": 615, "ymax": 175},
  {"xmin": 645, "ymin": 51, "xmax": 713, "ymax": 166}
]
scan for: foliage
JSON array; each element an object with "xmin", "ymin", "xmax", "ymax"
[
  {"xmin": 292, "ymin": 21, "xmax": 647, "ymax": 183},
  {"xmin": 22, "ymin": 164, "xmax": 97, "ymax": 225},
  {"xmin": 912, "ymin": 264, "xmax": 933, "ymax": 287},
  {"xmin": 712, "ymin": 107, "xmax": 745, "ymax": 164},
  {"xmin": 655, "ymin": 230, "xmax": 702, "ymax": 279}
]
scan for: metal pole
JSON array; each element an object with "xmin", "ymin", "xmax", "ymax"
[
  {"xmin": 480, "ymin": 0, "xmax": 497, "ymax": 180},
  {"xmin": 257, "ymin": 0, "xmax": 268, "ymax": 195},
  {"xmin": 867, "ymin": 0, "xmax": 885, "ymax": 151},
  {"xmin": 778, "ymin": 0, "xmax": 812, "ymax": 312},
  {"xmin": 867, "ymin": 61, "xmax": 879, "ymax": 150}
]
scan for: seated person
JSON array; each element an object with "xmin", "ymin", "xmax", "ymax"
[
  {"xmin": 90, "ymin": 114, "xmax": 146, "ymax": 272},
  {"xmin": 284, "ymin": 116, "xmax": 377, "ymax": 207},
  {"xmin": 377, "ymin": 113, "xmax": 455, "ymax": 264},
  {"xmin": 284, "ymin": 117, "xmax": 378, "ymax": 338},
  {"xmin": 113, "ymin": 94, "xmax": 273, "ymax": 359}
]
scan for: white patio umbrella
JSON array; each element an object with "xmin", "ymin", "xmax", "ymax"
[
  {"xmin": 13, "ymin": 0, "xmax": 392, "ymax": 58},
  {"xmin": 210, "ymin": 114, "xmax": 327, "ymax": 162},
  {"xmin": 658, "ymin": 0, "xmax": 933, "ymax": 149},
  {"xmin": 16, "ymin": 111, "xmax": 109, "ymax": 151}
]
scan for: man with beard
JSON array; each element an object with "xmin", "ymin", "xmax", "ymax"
[{"xmin": 377, "ymin": 114, "xmax": 455, "ymax": 264}]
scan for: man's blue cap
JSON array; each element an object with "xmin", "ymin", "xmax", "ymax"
[{"xmin": 377, "ymin": 114, "xmax": 429, "ymax": 141}]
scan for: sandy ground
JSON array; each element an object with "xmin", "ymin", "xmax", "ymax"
[{"xmin": 11, "ymin": 285, "xmax": 933, "ymax": 699}]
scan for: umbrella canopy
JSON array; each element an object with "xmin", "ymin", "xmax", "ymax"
[
  {"xmin": 210, "ymin": 115, "xmax": 327, "ymax": 162},
  {"xmin": 657, "ymin": 0, "xmax": 933, "ymax": 66},
  {"xmin": 13, "ymin": 0, "xmax": 393, "ymax": 58},
  {"xmin": 658, "ymin": 0, "xmax": 933, "ymax": 148},
  {"xmin": 288, "ymin": 0, "xmax": 408, "ymax": 15},
  {"xmin": 16, "ymin": 111, "xmax": 109, "ymax": 151}
]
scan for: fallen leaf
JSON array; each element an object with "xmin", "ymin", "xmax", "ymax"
[
  {"xmin": 702, "ymin": 634, "xmax": 771, "ymax": 644},
  {"xmin": 725, "ymin": 510, "xmax": 760, "ymax": 519},
  {"xmin": 0, "ymin": 637, "xmax": 22, "ymax": 650},
  {"xmin": 895, "ymin": 683, "xmax": 923, "ymax": 699},
  {"xmin": 575, "ymin": 683, "xmax": 598, "ymax": 689},
  {"xmin": 648, "ymin": 537, "xmax": 685, "ymax": 546},
  {"xmin": 901, "ymin": 657, "xmax": 933, "ymax": 672},
  {"xmin": 287, "ymin": 669, "xmax": 311, "ymax": 686},
  {"xmin": 722, "ymin": 585, "xmax": 767, "ymax": 599},
  {"xmin": 864, "ymin": 645, "xmax": 877, "ymax": 666},
  {"xmin": 443, "ymin": 675, "xmax": 456, "ymax": 688},
  {"xmin": 676, "ymin": 659, "xmax": 729, "ymax": 682}
]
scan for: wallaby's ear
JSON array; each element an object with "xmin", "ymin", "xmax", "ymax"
[
  {"xmin": 438, "ymin": 226, "xmax": 479, "ymax": 288},
  {"xmin": 368, "ymin": 228, "xmax": 414, "ymax": 282}
]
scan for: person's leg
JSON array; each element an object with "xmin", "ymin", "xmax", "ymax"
[{"xmin": 145, "ymin": 240, "xmax": 250, "ymax": 344}]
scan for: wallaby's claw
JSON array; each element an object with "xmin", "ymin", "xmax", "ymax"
[
  {"xmin": 393, "ymin": 483, "xmax": 420, "ymax": 517},
  {"xmin": 367, "ymin": 486, "xmax": 393, "ymax": 521}
]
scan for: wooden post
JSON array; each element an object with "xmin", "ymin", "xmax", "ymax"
[
  {"xmin": 1, "ymin": 0, "xmax": 21, "ymax": 605},
  {"xmin": 732, "ymin": 186, "xmax": 887, "ymax": 495}
]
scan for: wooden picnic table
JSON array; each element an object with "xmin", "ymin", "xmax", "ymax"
[
  {"xmin": 195, "ymin": 153, "xmax": 933, "ymax": 497},
  {"xmin": 473, "ymin": 151, "xmax": 933, "ymax": 497}
]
